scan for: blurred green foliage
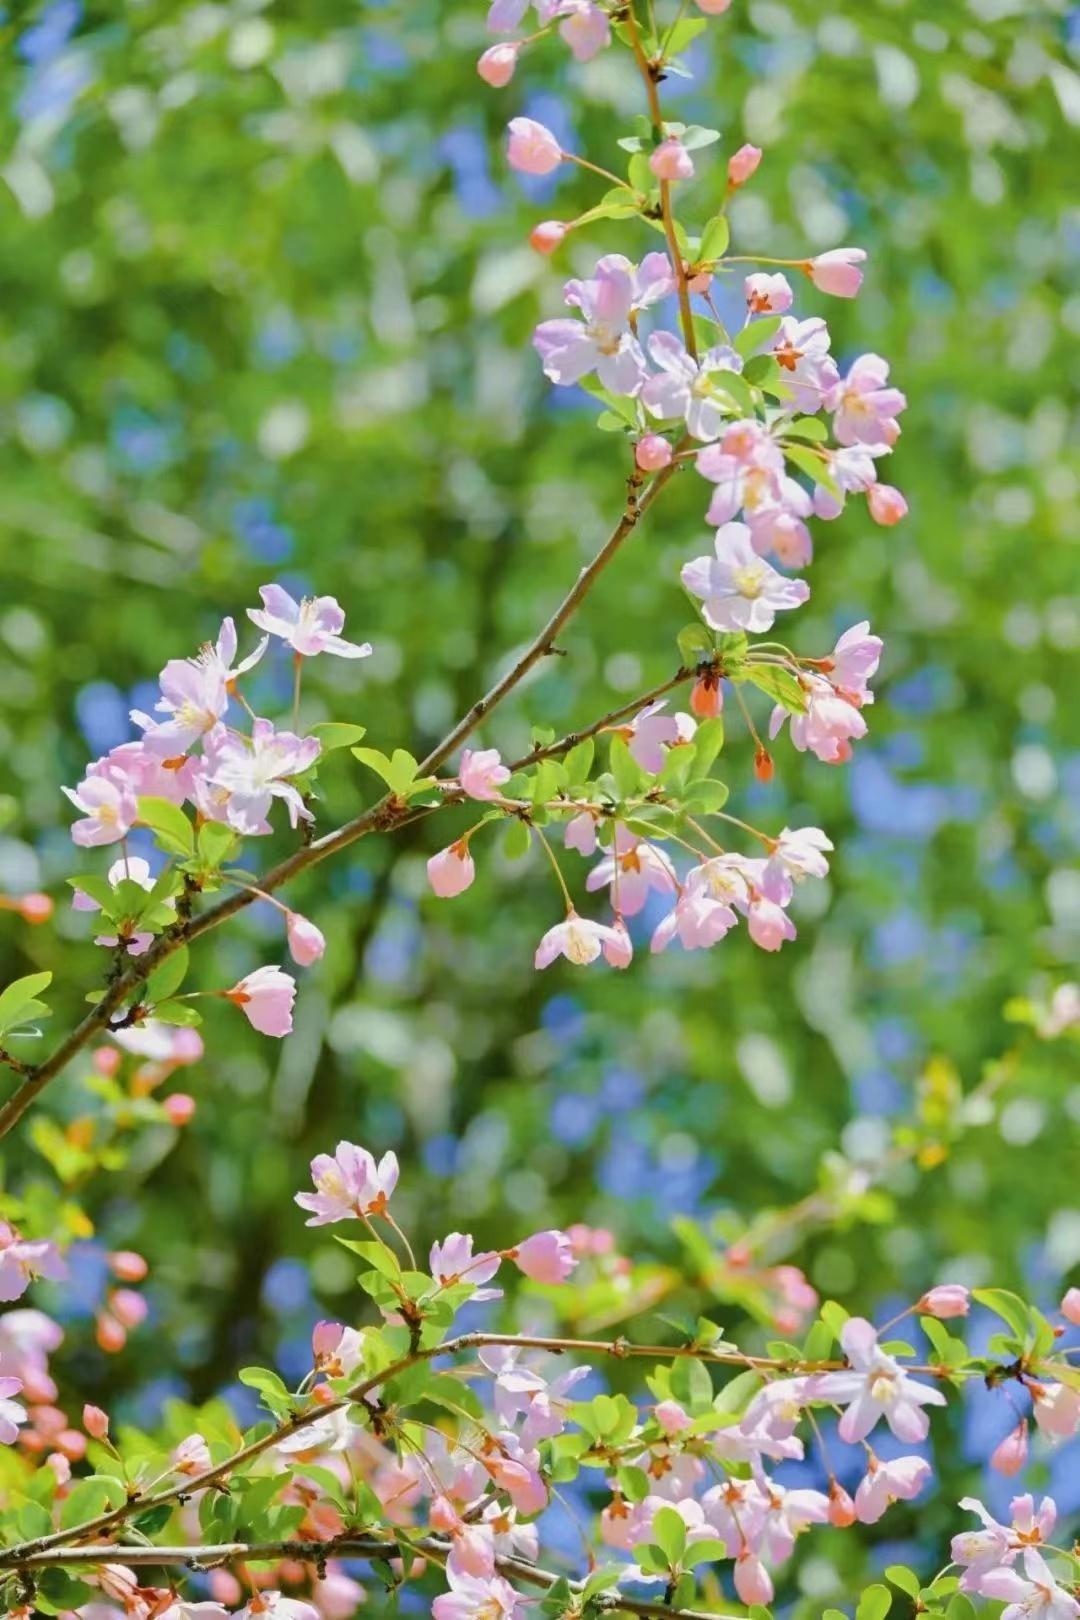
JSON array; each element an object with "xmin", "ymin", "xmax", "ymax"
[{"xmin": 0, "ymin": 0, "xmax": 1078, "ymax": 1596}]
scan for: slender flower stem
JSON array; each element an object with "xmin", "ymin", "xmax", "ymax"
[
  {"xmin": 563, "ymin": 149, "xmax": 635, "ymax": 191},
  {"xmin": 532, "ymin": 822, "xmax": 576, "ymax": 911}
]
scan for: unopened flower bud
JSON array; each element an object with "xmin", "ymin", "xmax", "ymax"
[
  {"xmin": 990, "ymin": 1421, "xmax": 1028, "ymax": 1476},
  {"xmin": 163, "ymin": 1093, "xmax": 196, "ymax": 1126},
  {"xmin": 649, "ymin": 137, "xmax": 694, "ymax": 182},
  {"xmin": 108, "ymin": 1250, "xmax": 148, "ymax": 1282},
  {"xmin": 727, "ymin": 143, "xmax": 762, "ymax": 188},
  {"xmin": 477, "ymin": 43, "xmax": 518, "ymax": 87},
  {"xmin": 1062, "ymin": 1287, "xmax": 1080, "ymax": 1326},
  {"xmin": 828, "ymin": 1480, "xmax": 856, "ymax": 1526},
  {"xmin": 95, "ymin": 1313, "xmax": 126, "ymax": 1353},
  {"xmin": 18, "ymin": 892, "xmax": 54, "ymax": 924},
  {"xmin": 754, "ymin": 746, "xmax": 774, "ymax": 782},
  {"xmin": 917, "ymin": 1284, "xmax": 970, "ymax": 1319},
  {"xmin": 286, "ymin": 910, "xmax": 326, "ymax": 966},
  {"xmin": 734, "ymin": 1553, "xmax": 773, "ymax": 1606},
  {"xmin": 83, "ymin": 1404, "xmax": 109, "ymax": 1440},
  {"xmin": 635, "ymin": 434, "xmax": 673, "ymax": 472},
  {"xmin": 654, "ymin": 1399, "xmax": 691, "ymax": 1435},
  {"xmin": 529, "ymin": 219, "xmax": 567, "ymax": 255},
  {"xmin": 93, "ymin": 1047, "xmax": 122, "ymax": 1077},
  {"xmin": 867, "ymin": 482, "xmax": 908, "ymax": 526},
  {"xmin": 694, "ymin": 0, "xmax": 732, "ymax": 11},
  {"xmin": 690, "ymin": 673, "xmax": 722, "ymax": 719},
  {"xmin": 109, "ymin": 1288, "xmax": 148, "ymax": 1330},
  {"xmin": 507, "ymin": 117, "xmax": 562, "ymax": 176}
]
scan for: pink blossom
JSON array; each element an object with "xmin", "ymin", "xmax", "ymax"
[
  {"xmin": 196, "ymin": 615, "xmax": 269, "ymax": 686},
  {"xmin": 745, "ymin": 271, "xmax": 792, "ymax": 313},
  {"xmin": 953, "ymin": 1495, "xmax": 1057, "ymax": 1594},
  {"xmin": 164, "ymin": 1093, "xmax": 196, "ymax": 1126},
  {"xmin": 1062, "ymin": 1288, "xmax": 1080, "ymax": 1326},
  {"xmin": 482, "ymin": 1430, "xmax": 548, "ymax": 1514},
  {"xmin": 746, "ymin": 895, "xmax": 796, "ymax": 952},
  {"xmin": 82, "ymin": 1403, "xmax": 109, "ymax": 1439},
  {"xmin": 727, "ymin": 143, "xmax": 762, "ymax": 187},
  {"xmin": 428, "ymin": 841, "xmax": 477, "ymax": 897},
  {"xmin": 603, "ymin": 916, "xmax": 634, "ymax": 968},
  {"xmin": 828, "ymin": 1482, "xmax": 857, "ymax": 1526},
  {"xmin": 529, "ymin": 219, "xmax": 567, "ymax": 254},
  {"xmin": 807, "ymin": 247, "xmax": 867, "ymax": 298},
  {"xmin": 854, "ymin": 1454, "xmax": 931, "ymax": 1523},
  {"xmin": 0, "ymin": 1378, "xmax": 26, "ymax": 1446},
  {"xmin": 1032, "ymin": 1381, "xmax": 1080, "ymax": 1439},
  {"xmin": 826, "ymin": 353, "xmax": 906, "ymax": 447},
  {"xmin": 512, "ymin": 1229, "xmax": 577, "ymax": 1282},
  {"xmin": 133, "ymin": 657, "xmax": 229, "ymax": 758},
  {"xmin": 173, "ymin": 1433, "xmax": 212, "ymax": 1476},
  {"xmin": 650, "ymin": 137, "xmax": 694, "ymax": 181},
  {"xmin": 764, "ymin": 826, "xmax": 833, "ymax": 900},
  {"xmin": 111, "ymin": 1020, "xmax": 204, "ymax": 1063},
  {"xmin": 312, "ymin": 1321, "xmax": 365, "ymax": 1378},
  {"xmin": 0, "ymin": 1225, "xmax": 67, "ymax": 1303},
  {"xmin": 248, "ymin": 584, "xmax": 372, "ymax": 660},
  {"xmin": 205, "ymin": 718, "xmax": 321, "ymax": 834},
  {"xmin": 533, "ymin": 253, "xmax": 671, "ymax": 396},
  {"xmin": 918, "ymin": 1284, "xmax": 970, "ymax": 1318},
  {"xmin": 734, "ymin": 1553, "xmax": 774, "ymax": 1606},
  {"xmin": 696, "ymin": 421, "xmax": 786, "ymax": 526},
  {"xmin": 980, "ymin": 1549, "xmax": 1080, "ymax": 1620},
  {"xmin": 868, "ymin": 482, "xmax": 908, "ymax": 525},
  {"xmin": 624, "ymin": 699, "xmax": 695, "ymax": 774},
  {"xmin": 506, "ymin": 117, "xmax": 562, "ymax": 175},
  {"xmin": 811, "ymin": 445, "xmax": 881, "ymax": 518},
  {"xmin": 992, "ymin": 1421, "xmax": 1029, "ymax": 1476},
  {"xmin": 433, "ymin": 1565, "xmax": 523, "ymax": 1620},
  {"xmin": 295, "ymin": 1142, "xmax": 400, "ymax": 1224},
  {"xmin": 586, "ymin": 827, "xmax": 676, "ymax": 917},
  {"xmin": 681, "ymin": 521, "xmax": 810, "ymax": 633},
  {"xmin": 642, "ymin": 331, "xmax": 744, "ymax": 441},
  {"xmin": 110, "ymin": 1288, "xmax": 148, "ymax": 1329},
  {"xmin": 769, "ymin": 674, "xmax": 866, "ymax": 764},
  {"xmin": 240, "ymin": 1594, "xmax": 321, "ymax": 1620},
  {"xmin": 557, "ymin": 0, "xmax": 610, "ymax": 61},
  {"xmin": 636, "ymin": 433, "xmax": 673, "ymax": 471},
  {"xmin": 72, "ymin": 854, "xmax": 169, "ymax": 956},
  {"xmin": 534, "ymin": 911, "xmax": 631, "ymax": 969},
  {"xmin": 108, "ymin": 1250, "xmax": 148, "ymax": 1282},
  {"xmin": 481, "ymin": 1345, "xmax": 589, "ymax": 1444},
  {"xmin": 226, "ymin": 965, "xmax": 297, "ymax": 1037},
  {"xmin": 459, "ymin": 747, "xmax": 510, "ymax": 802},
  {"xmin": 62, "ymin": 772, "xmax": 137, "ymax": 847},
  {"xmin": 829, "ymin": 620, "xmax": 883, "ymax": 697},
  {"xmin": 487, "ymin": 0, "xmax": 558, "ymax": 32},
  {"xmin": 650, "ymin": 889, "xmax": 738, "ymax": 954},
  {"xmin": 771, "ymin": 315, "xmax": 840, "ymax": 411},
  {"xmin": 695, "ymin": 0, "xmax": 731, "ymax": 11},
  {"xmin": 655, "ymin": 1399, "xmax": 691, "ymax": 1435},
  {"xmin": 806, "ymin": 1318, "xmax": 946, "ymax": 1443},
  {"xmin": 430, "ymin": 1233, "xmax": 502, "ymax": 1300},
  {"xmin": 478, "ymin": 43, "xmax": 518, "ymax": 86},
  {"xmin": 286, "ymin": 911, "xmax": 325, "ymax": 966}
]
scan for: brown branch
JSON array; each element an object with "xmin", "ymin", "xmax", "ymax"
[
  {"xmin": 0, "ymin": 464, "xmax": 680, "ymax": 1142},
  {"xmin": 509, "ymin": 664, "xmax": 695, "ymax": 772}
]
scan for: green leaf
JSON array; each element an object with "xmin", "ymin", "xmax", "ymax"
[
  {"xmin": 685, "ymin": 1536, "xmax": 730, "ymax": 1566},
  {"xmin": 681, "ymin": 124, "xmax": 721, "ymax": 151},
  {"xmin": 137, "ymin": 796, "xmax": 196, "ymax": 857},
  {"xmin": 733, "ymin": 315, "xmax": 781, "ymax": 358},
  {"xmin": 742, "ymin": 354, "xmax": 782, "ymax": 388},
  {"xmin": 502, "ymin": 819, "xmax": 531, "ymax": 860},
  {"xmin": 700, "ymin": 213, "xmax": 730, "ymax": 260},
  {"xmin": 563, "ymin": 738, "xmax": 595, "ymax": 783},
  {"xmin": 887, "ymin": 1567, "xmax": 923, "ymax": 1599},
  {"xmin": 152, "ymin": 1000, "xmax": 202, "ymax": 1026},
  {"xmin": 858, "ymin": 1586, "xmax": 892, "ymax": 1620},
  {"xmin": 973, "ymin": 1288, "xmax": 1032, "ymax": 1342},
  {"xmin": 197, "ymin": 820, "xmax": 238, "ymax": 868},
  {"xmin": 651, "ymin": 1503, "xmax": 688, "ymax": 1564},
  {"xmin": 690, "ymin": 716, "xmax": 725, "ymax": 777},
  {"xmin": 784, "ymin": 415, "xmax": 829, "ymax": 442},
  {"xmin": 745, "ymin": 664, "xmax": 807, "ymax": 714},
  {"xmin": 681, "ymin": 778, "xmax": 729, "ymax": 813},
  {"xmin": 784, "ymin": 442, "xmax": 836, "ymax": 495},
  {"xmin": 0, "ymin": 971, "xmax": 52, "ymax": 1037},
  {"xmin": 609, "ymin": 733, "xmax": 644, "ymax": 796},
  {"xmin": 663, "ymin": 16, "xmax": 707, "ymax": 55},
  {"xmin": 60, "ymin": 1475, "xmax": 124, "ymax": 1528},
  {"xmin": 677, "ymin": 622, "xmax": 714, "ymax": 665},
  {"xmin": 147, "ymin": 946, "xmax": 189, "ymax": 1005},
  {"xmin": 312, "ymin": 721, "xmax": 367, "ymax": 751}
]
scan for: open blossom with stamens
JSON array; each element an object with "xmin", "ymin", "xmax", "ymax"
[
  {"xmin": 556, "ymin": 0, "xmax": 611, "ymax": 60},
  {"xmin": 295, "ymin": 1143, "xmax": 400, "ymax": 1224},
  {"xmin": 134, "ymin": 658, "xmax": 229, "ymax": 757},
  {"xmin": 805, "ymin": 1317, "xmax": 947, "ymax": 1443},
  {"xmin": 980, "ymin": 1548, "xmax": 1080, "ymax": 1620},
  {"xmin": 195, "ymin": 616, "xmax": 268, "ymax": 685},
  {"xmin": 681, "ymin": 521, "xmax": 810, "ymax": 633},
  {"xmin": 433, "ymin": 1563, "xmax": 524, "ymax": 1620},
  {"xmin": 535, "ymin": 911, "xmax": 630, "ymax": 969},
  {"xmin": 826, "ymin": 353, "xmax": 907, "ymax": 447},
  {"xmin": 650, "ymin": 888, "xmax": 738, "ymax": 954},
  {"xmin": 745, "ymin": 272, "xmax": 792, "ymax": 313},
  {"xmin": 953, "ymin": 1495, "xmax": 1057, "ymax": 1594},
  {"xmin": 642, "ymin": 332, "xmax": 744, "ymax": 442},
  {"xmin": 459, "ymin": 747, "xmax": 511, "ymax": 801},
  {"xmin": 430, "ymin": 1233, "xmax": 502, "ymax": 1300},
  {"xmin": 623, "ymin": 699, "xmax": 696, "ymax": 774},
  {"xmin": 173, "ymin": 1433, "xmax": 212, "ymax": 1476},
  {"xmin": 854, "ymin": 1454, "xmax": 931, "ymax": 1523},
  {"xmin": 312, "ymin": 1320, "xmax": 365, "ymax": 1378},
  {"xmin": 62, "ymin": 772, "xmax": 138, "ymax": 847},
  {"xmin": 0, "ymin": 1225, "xmax": 67, "ymax": 1303},
  {"xmin": 763, "ymin": 827, "xmax": 833, "ymax": 902},
  {"xmin": 481, "ymin": 1345, "xmax": 589, "ymax": 1444},
  {"xmin": 533, "ymin": 253, "xmax": 671, "ymax": 396},
  {"xmin": 585, "ymin": 826, "xmax": 676, "ymax": 917},
  {"xmin": 769, "ymin": 674, "xmax": 867, "ymax": 764},
  {"xmin": 248, "ymin": 584, "xmax": 372, "ymax": 660},
  {"xmin": 770, "ymin": 316, "xmax": 839, "ymax": 411},
  {"xmin": 226, "ymin": 965, "xmax": 297, "ymax": 1037},
  {"xmin": 205, "ymin": 718, "xmax": 321, "ymax": 833}
]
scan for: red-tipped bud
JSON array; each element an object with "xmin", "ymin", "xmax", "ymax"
[
  {"xmin": 108, "ymin": 1250, "xmax": 148, "ymax": 1283},
  {"xmin": 828, "ymin": 1480, "xmax": 856, "ymax": 1526},
  {"xmin": 690, "ymin": 673, "xmax": 723, "ymax": 719},
  {"xmin": 83, "ymin": 1404, "xmax": 109, "ymax": 1440},
  {"xmin": 163, "ymin": 1092, "xmax": 196, "ymax": 1126},
  {"xmin": 529, "ymin": 219, "xmax": 568, "ymax": 255},
  {"xmin": 754, "ymin": 746, "xmax": 774, "ymax": 782},
  {"xmin": 18, "ymin": 892, "xmax": 54, "ymax": 924},
  {"xmin": 95, "ymin": 1313, "xmax": 126, "ymax": 1354}
]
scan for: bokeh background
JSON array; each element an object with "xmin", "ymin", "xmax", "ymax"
[{"xmin": 1, "ymin": 0, "xmax": 1079, "ymax": 1603}]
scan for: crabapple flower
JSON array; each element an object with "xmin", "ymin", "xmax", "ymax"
[
  {"xmin": 239, "ymin": 1595, "xmax": 321, "ymax": 1620},
  {"xmin": 557, "ymin": 0, "xmax": 610, "ymax": 61},
  {"xmin": 992, "ymin": 1422, "xmax": 1030, "ymax": 1476},
  {"xmin": 430, "ymin": 1233, "xmax": 502, "ymax": 1300},
  {"xmin": 529, "ymin": 219, "xmax": 567, "ymax": 254},
  {"xmin": 83, "ymin": 1404, "xmax": 109, "ymax": 1439},
  {"xmin": 745, "ymin": 272, "xmax": 793, "ymax": 313},
  {"xmin": 655, "ymin": 1399, "xmax": 692, "ymax": 1435},
  {"xmin": 757, "ymin": 1481, "xmax": 831, "ymax": 1562},
  {"xmin": 534, "ymin": 911, "xmax": 631, "ymax": 969},
  {"xmin": 62, "ymin": 773, "xmax": 137, "ymax": 847},
  {"xmin": 681, "ymin": 521, "xmax": 810, "ymax": 633},
  {"xmin": 286, "ymin": 911, "xmax": 325, "ymax": 966},
  {"xmin": 624, "ymin": 699, "xmax": 695, "ymax": 774},
  {"xmin": 134, "ymin": 658, "xmax": 228, "ymax": 757},
  {"xmin": 828, "ymin": 620, "xmax": 883, "ymax": 697},
  {"xmin": 0, "ymin": 1225, "xmax": 67, "ymax": 1303},
  {"xmin": 481, "ymin": 1345, "xmax": 589, "ymax": 1443},
  {"xmin": 486, "ymin": 0, "xmax": 558, "ymax": 30},
  {"xmin": 826, "ymin": 353, "xmax": 907, "ymax": 447},
  {"xmin": 980, "ymin": 1549, "xmax": 1080, "ymax": 1620},
  {"xmin": 811, "ymin": 445, "xmax": 881, "ymax": 519},
  {"xmin": 1032, "ymin": 1381, "xmax": 1080, "ymax": 1439},
  {"xmin": 173, "ymin": 1433, "xmax": 212, "ymax": 1475},
  {"xmin": 650, "ymin": 137, "xmax": 694, "ymax": 181},
  {"xmin": 1062, "ymin": 1288, "xmax": 1080, "ymax": 1326},
  {"xmin": 433, "ymin": 1565, "xmax": 524, "ymax": 1620},
  {"xmin": 805, "ymin": 1317, "xmax": 947, "ymax": 1443},
  {"xmin": 642, "ymin": 332, "xmax": 743, "ymax": 441},
  {"xmin": 511, "ymin": 1229, "xmax": 577, "ymax": 1282},
  {"xmin": 868, "ymin": 482, "xmax": 908, "ymax": 525},
  {"xmin": 918, "ymin": 1284, "xmax": 970, "ymax": 1318},
  {"xmin": 248, "ymin": 584, "xmax": 372, "ymax": 659},
  {"xmin": 428, "ymin": 840, "xmax": 477, "ymax": 897},
  {"xmin": 953, "ymin": 1495, "xmax": 1057, "ymax": 1594},
  {"xmin": 854, "ymin": 1454, "xmax": 931, "ymax": 1523},
  {"xmin": 586, "ymin": 827, "xmax": 676, "ymax": 917},
  {"xmin": 196, "ymin": 617, "xmax": 269, "ymax": 685},
  {"xmin": 225, "ymin": 965, "xmax": 297, "ymax": 1037},
  {"xmin": 734, "ymin": 1554, "xmax": 774, "ymax": 1607},
  {"xmin": 769, "ymin": 674, "xmax": 866, "ymax": 764},
  {"xmin": 459, "ymin": 747, "xmax": 510, "ymax": 801},
  {"xmin": 478, "ymin": 42, "xmax": 518, "ymax": 85},
  {"xmin": 563, "ymin": 813, "xmax": 597, "ymax": 855},
  {"xmin": 650, "ymin": 889, "xmax": 738, "ymax": 954},
  {"xmin": 312, "ymin": 1320, "xmax": 365, "ymax": 1378},
  {"xmin": 695, "ymin": 0, "xmax": 732, "ymax": 11},
  {"xmin": 296, "ymin": 1143, "xmax": 400, "ymax": 1224},
  {"xmin": 533, "ymin": 253, "xmax": 671, "ymax": 395},
  {"xmin": 506, "ymin": 117, "xmax": 562, "ymax": 175},
  {"xmin": 727, "ymin": 143, "xmax": 762, "ymax": 187},
  {"xmin": 0, "ymin": 1378, "xmax": 27, "ymax": 1446},
  {"xmin": 635, "ymin": 433, "xmax": 673, "ymax": 471},
  {"xmin": 72, "ymin": 854, "xmax": 167, "ymax": 955},
  {"xmin": 746, "ymin": 895, "xmax": 797, "ymax": 952},
  {"xmin": 806, "ymin": 247, "xmax": 867, "ymax": 298},
  {"xmin": 764, "ymin": 827, "xmax": 833, "ymax": 901},
  {"xmin": 771, "ymin": 316, "xmax": 840, "ymax": 411},
  {"xmin": 205, "ymin": 718, "xmax": 321, "ymax": 833}
]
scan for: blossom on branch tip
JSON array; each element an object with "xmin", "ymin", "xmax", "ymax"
[
  {"xmin": 225, "ymin": 965, "xmax": 297, "ymax": 1037},
  {"xmin": 248, "ymin": 584, "xmax": 372, "ymax": 660},
  {"xmin": 295, "ymin": 1142, "xmax": 400, "ymax": 1224},
  {"xmin": 681, "ymin": 521, "xmax": 810, "ymax": 633},
  {"xmin": 650, "ymin": 137, "xmax": 694, "ymax": 181},
  {"xmin": 642, "ymin": 331, "xmax": 744, "ymax": 442},
  {"xmin": 535, "ymin": 910, "xmax": 630, "ymax": 969},
  {"xmin": 459, "ymin": 747, "xmax": 510, "ymax": 801},
  {"xmin": 805, "ymin": 247, "xmax": 867, "ymax": 298},
  {"xmin": 133, "ymin": 657, "xmax": 229, "ymax": 758},
  {"xmin": 506, "ymin": 117, "xmax": 562, "ymax": 175},
  {"xmin": 510, "ymin": 1229, "xmax": 577, "ymax": 1282},
  {"xmin": 805, "ymin": 1317, "xmax": 946, "ymax": 1444},
  {"xmin": 286, "ymin": 911, "xmax": 325, "ymax": 966},
  {"xmin": 428, "ymin": 840, "xmax": 477, "ymax": 897}
]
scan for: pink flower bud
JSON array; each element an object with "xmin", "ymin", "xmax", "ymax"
[
  {"xmin": 867, "ymin": 483, "xmax": 908, "ymax": 526},
  {"xmin": 57, "ymin": 1428, "xmax": 86, "ymax": 1461},
  {"xmin": 734, "ymin": 1553, "xmax": 773, "ymax": 1606},
  {"xmin": 18, "ymin": 892, "xmax": 54, "ymax": 924},
  {"xmin": 649, "ymin": 138, "xmax": 694, "ymax": 182},
  {"xmin": 311, "ymin": 1381, "xmax": 336, "ymax": 1405},
  {"xmin": 286, "ymin": 910, "xmax": 326, "ymax": 966},
  {"xmin": 427, "ymin": 840, "xmax": 476, "ymax": 898},
  {"xmin": 917, "ymin": 1284, "xmax": 970, "ymax": 1319},
  {"xmin": 654, "ymin": 1399, "xmax": 691, "ymax": 1435},
  {"xmin": 806, "ymin": 247, "xmax": 867, "ymax": 298},
  {"xmin": 990, "ymin": 1421, "xmax": 1028, "ymax": 1476},
  {"xmin": 173, "ymin": 1433, "xmax": 212, "ymax": 1476},
  {"xmin": 94, "ymin": 1046, "xmax": 122, "ymax": 1077},
  {"xmin": 109, "ymin": 1289, "xmax": 148, "ymax": 1330},
  {"xmin": 477, "ymin": 43, "xmax": 518, "ymax": 87},
  {"xmin": 83, "ymin": 1404, "xmax": 109, "ymax": 1440},
  {"xmin": 529, "ymin": 219, "xmax": 567, "ymax": 255},
  {"xmin": 687, "ymin": 266, "xmax": 713, "ymax": 294},
  {"xmin": 312, "ymin": 1319, "xmax": 344, "ymax": 1365},
  {"xmin": 46, "ymin": 1451, "xmax": 71, "ymax": 1485},
  {"xmin": 507, "ymin": 117, "xmax": 562, "ymax": 176},
  {"xmin": 828, "ymin": 1481, "xmax": 856, "ymax": 1526},
  {"xmin": 635, "ymin": 434, "xmax": 673, "ymax": 472},
  {"xmin": 727, "ymin": 143, "xmax": 762, "ymax": 187},
  {"xmin": 430, "ymin": 1495, "xmax": 462, "ymax": 1535},
  {"xmin": 1062, "ymin": 1287, "xmax": 1080, "ymax": 1326},
  {"xmin": 694, "ymin": 0, "xmax": 731, "ymax": 11},
  {"xmin": 511, "ymin": 1229, "xmax": 577, "ymax": 1283},
  {"xmin": 163, "ymin": 1093, "xmax": 196, "ymax": 1126},
  {"xmin": 95, "ymin": 1313, "xmax": 126, "ymax": 1354},
  {"xmin": 108, "ymin": 1250, "xmax": 148, "ymax": 1282}
]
